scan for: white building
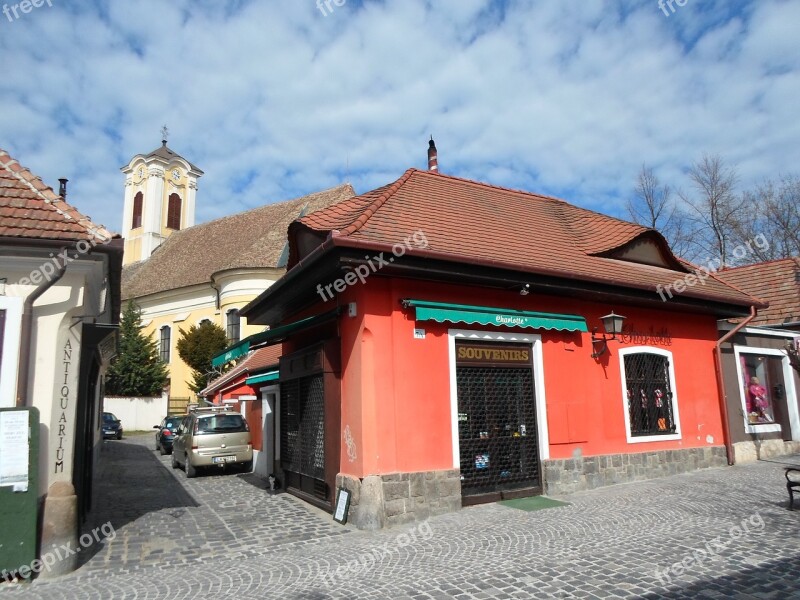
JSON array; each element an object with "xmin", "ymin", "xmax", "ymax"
[{"xmin": 0, "ymin": 148, "xmax": 123, "ymax": 576}]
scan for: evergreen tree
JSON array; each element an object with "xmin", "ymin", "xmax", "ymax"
[
  {"xmin": 106, "ymin": 300, "xmax": 169, "ymax": 396},
  {"xmin": 176, "ymin": 320, "xmax": 229, "ymax": 394}
]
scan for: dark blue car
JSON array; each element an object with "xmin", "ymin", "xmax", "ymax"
[
  {"xmin": 102, "ymin": 412, "xmax": 123, "ymax": 440},
  {"xmin": 154, "ymin": 416, "xmax": 183, "ymax": 455}
]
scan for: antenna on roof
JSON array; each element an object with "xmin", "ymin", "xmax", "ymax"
[{"xmin": 161, "ymin": 125, "xmax": 169, "ymax": 146}]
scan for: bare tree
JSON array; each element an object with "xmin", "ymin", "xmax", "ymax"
[
  {"xmin": 679, "ymin": 154, "xmax": 746, "ymax": 266},
  {"xmin": 627, "ymin": 164, "xmax": 692, "ymax": 258},
  {"xmin": 786, "ymin": 340, "xmax": 800, "ymax": 377},
  {"xmin": 734, "ymin": 175, "xmax": 800, "ymax": 261}
]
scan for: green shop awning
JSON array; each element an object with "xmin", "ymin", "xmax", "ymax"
[
  {"xmin": 401, "ymin": 299, "xmax": 588, "ymax": 332},
  {"xmin": 212, "ymin": 309, "xmax": 340, "ymax": 368},
  {"xmin": 245, "ymin": 370, "xmax": 279, "ymax": 385}
]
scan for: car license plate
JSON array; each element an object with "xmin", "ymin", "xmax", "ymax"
[{"xmin": 213, "ymin": 456, "xmax": 235, "ymax": 464}]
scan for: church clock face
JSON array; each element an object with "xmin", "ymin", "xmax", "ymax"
[
  {"xmin": 137, "ymin": 167, "xmax": 144, "ymax": 178},
  {"xmin": 171, "ymin": 169, "xmax": 180, "ymax": 182}
]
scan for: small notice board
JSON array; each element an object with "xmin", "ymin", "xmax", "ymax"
[{"xmin": 0, "ymin": 407, "xmax": 39, "ymax": 579}]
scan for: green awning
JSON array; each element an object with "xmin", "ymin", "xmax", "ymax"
[
  {"xmin": 212, "ymin": 309, "xmax": 340, "ymax": 368},
  {"xmin": 245, "ymin": 370, "xmax": 279, "ymax": 385},
  {"xmin": 401, "ymin": 299, "xmax": 588, "ymax": 332}
]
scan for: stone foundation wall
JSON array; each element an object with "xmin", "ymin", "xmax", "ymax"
[
  {"xmin": 733, "ymin": 439, "xmax": 800, "ymax": 463},
  {"xmin": 544, "ymin": 447, "xmax": 728, "ymax": 495},
  {"xmin": 336, "ymin": 469, "xmax": 461, "ymax": 530}
]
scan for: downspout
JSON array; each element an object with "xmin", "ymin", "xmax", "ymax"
[
  {"xmin": 210, "ymin": 273, "xmax": 221, "ymax": 310},
  {"xmin": 714, "ymin": 306, "xmax": 757, "ymax": 466},
  {"xmin": 16, "ymin": 251, "xmax": 69, "ymax": 407}
]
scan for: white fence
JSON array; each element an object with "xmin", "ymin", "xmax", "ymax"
[{"xmin": 103, "ymin": 394, "xmax": 169, "ymax": 432}]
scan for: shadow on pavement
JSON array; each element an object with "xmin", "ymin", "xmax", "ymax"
[
  {"xmin": 77, "ymin": 437, "xmax": 199, "ymax": 567},
  {"xmin": 641, "ymin": 551, "xmax": 800, "ymax": 598}
]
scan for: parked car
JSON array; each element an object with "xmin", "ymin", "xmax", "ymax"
[
  {"xmin": 153, "ymin": 415, "xmax": 183, "ymax": 455},
  {"xmin": 102, "ymin": 412, "xmax": 123, "ymax": 440},
  {"xmin": 171, "ymin": 406, "xmax": 252, "ymax": 478}
]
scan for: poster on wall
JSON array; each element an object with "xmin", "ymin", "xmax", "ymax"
[{"xmin": 0, "ymin": 410, "xmax": 29, "ymax": 492}]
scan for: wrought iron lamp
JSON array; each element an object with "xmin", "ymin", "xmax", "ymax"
[{"xmin": 591, "ymin": 312, "xmax": 626, "ymax": 358}]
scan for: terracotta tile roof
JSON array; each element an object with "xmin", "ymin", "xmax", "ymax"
[
  {"xmin": 200, "ymin": 344, "xmax": 282, "ymax": 396},
  {"xmin": 715, "ymin": 258, "xmax": 800, "ymax": 326},
  {"xmin": 293, "ymin": 169, "xmax": 759, "ymax": 308},
  {"xmin": 122, "ymin": 184, "xmax": 355, "ymax": 299},
  {"xmin": 0, "ymin": 148, "xmax": 115, "ymax": 243}
]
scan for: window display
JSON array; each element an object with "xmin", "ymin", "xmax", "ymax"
[{"xmin": 739, "ymin": 354, "xmax": 779, "ymax": 424}]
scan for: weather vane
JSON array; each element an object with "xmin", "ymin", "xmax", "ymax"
[{"xmin": 161, "ymin": 125, "xmax": 169, "ymax": 143}]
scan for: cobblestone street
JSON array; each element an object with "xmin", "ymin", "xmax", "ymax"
[{"xmin": 3, "ymin": 434, "xmax": 799, "ymax": 599}]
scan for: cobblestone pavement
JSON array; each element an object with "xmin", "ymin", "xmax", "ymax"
[{"xmin": 3, "ymin": 434, "xmax": 800, "ymax": 599}]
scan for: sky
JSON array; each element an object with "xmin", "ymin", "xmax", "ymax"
[{"xmin": 1, "ymin": 0, "xmax": 798, "ymax": 234}]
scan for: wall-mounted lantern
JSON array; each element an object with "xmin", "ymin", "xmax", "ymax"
[{"xmin": 591, "ymin": 312, "xmax": 627, "ymax": 358}]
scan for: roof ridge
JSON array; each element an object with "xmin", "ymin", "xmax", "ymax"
[
  {"xmin": 0, "ymin": 148, "xmax": 115, "ymax": 242},
  {"xmin": 720, "ymin": 256, "xmax": 800, "ymax": 272},
  {"xmin": 408, "ymin": 167, "xmax": 568, "ymax": 204},
  {"xmin": 180, "ymin": 182, "xmax": 356, "ymax": 233},
  {"xmin": 336, "ymin": 169, "xmax": 416, "ymax": 236}
]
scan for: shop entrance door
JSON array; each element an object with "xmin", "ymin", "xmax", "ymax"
[{"xmin": 455, "ymin": 341, "xmax": 540, "ymax": 504}]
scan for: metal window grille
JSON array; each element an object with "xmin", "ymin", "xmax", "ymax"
[
  {"xmin": 624, "ymin": 352, "xmax": 676, "ymax": 436},
  {"xmin": 280, "ymin": 375, "xmax": 325, "ymax": 480},
  {"xmin": 159, "ymin": 326, "xmax": 170, "ymax": 363},
  {"xmin": 456, "ymin": 366, "xmax": 539, "ymax": 495}
]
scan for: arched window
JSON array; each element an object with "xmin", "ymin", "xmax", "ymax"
[
  {"xmin": 132, "ymin": 192, "xmax": 143, "ymax": 229},
  {"xmin": 159, "ymin": 326, "xmax": 171, "ymax": 363},
  {"xmin": 226, "ymin": 309, "xmax": 240, "ymax": 344},
  {"xmin": 167, "ymin": 193, "xmax": 182, "ymax": 230}
]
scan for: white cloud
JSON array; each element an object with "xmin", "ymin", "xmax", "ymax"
[{"xmin": 0, "ymin": 0, "xmax": 797, "ymax": 232}]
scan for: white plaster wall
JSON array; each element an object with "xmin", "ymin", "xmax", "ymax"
[{"xmin": 104, "ymin": 394, "xmax": 169, "ymax": 432}]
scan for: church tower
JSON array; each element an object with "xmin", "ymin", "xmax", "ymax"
[{"xmin": 121, "ymin": 132, "xmax": 203, "ymax": 265}]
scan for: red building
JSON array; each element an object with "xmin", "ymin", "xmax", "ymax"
[{"xmin": 219, "ymin": 157, "xmax": 762, "ymax": 528}]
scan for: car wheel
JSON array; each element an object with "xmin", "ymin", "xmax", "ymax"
[
  {"xmin": 159, "ymin": 443, "xmax": 167, "ymax": 456},
  {"xmin": 116, "ymin": 431, "xmax": 122, "ymax": 440},
  {"xmin": 171, "ymin": 453, "xmax": 179, "ymax": 469},
  {"xmin": 186, "ymin": 456, "xmax": 197, "ymax": 478},
  {"xmin": 241, "ymin": 460, "xmax": 253, "ymax": 473}
]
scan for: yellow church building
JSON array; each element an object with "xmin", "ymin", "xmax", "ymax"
[{"xmin": 120, "ymin": 140, "xmax": 354, "ymax": 410}]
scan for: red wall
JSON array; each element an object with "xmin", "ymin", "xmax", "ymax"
[
  {"xmin": 336, "ymin": 276, "xmax": 725, "ymax": 477},
  {"xmin": 213, "ymin": 382, "xmax": 263, "ymax": 452}
]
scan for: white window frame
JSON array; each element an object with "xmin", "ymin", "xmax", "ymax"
[
  {"xmin": 619, "ymin": 346, "xmax": 682, "ymax": 444},
  {"xmin": 733, "ymin": 345, "xmax": 800, "ymax": 437},
  {"xmin": 447, "ymin": 328, "xmax": 549, "ymax": 468},
  {"xmin": 0, "ymin": 296, "xmax": 23, "ymax": 408}
]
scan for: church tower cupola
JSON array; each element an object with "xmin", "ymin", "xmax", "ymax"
[{"xmin": 120, "ymin": 128, "xmax": 204, "ymax": 265}]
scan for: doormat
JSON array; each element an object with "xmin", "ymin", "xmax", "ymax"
[{"xmin": 498, "ymin": 496, "xmax": 570, "ymax": 512}]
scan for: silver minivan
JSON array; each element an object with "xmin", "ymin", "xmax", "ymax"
[{"xmin": 171, "ymin": 407, "xmax": 253, "ymax": 478}]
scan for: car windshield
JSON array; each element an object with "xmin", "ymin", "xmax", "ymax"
[
  {"xmin": 196, "ymin": 414, "xmax": 247, "ymax": 434},
  {"xmin": 164, "ymin": 418, "xmax": 181, "ymax": 429},
  {"xmin": 103, "ymin": 413, "xmax": 118, "ymax": 423}
]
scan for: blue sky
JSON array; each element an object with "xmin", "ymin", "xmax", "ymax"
[{"xmin": 1, "ymin": 0, "xmax": 798, "ymax": 233}]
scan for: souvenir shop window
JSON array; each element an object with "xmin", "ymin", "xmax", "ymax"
[
  {"xmin": 620, "ymin": 349, "xmax": 678, "ymax": 438},
  {"xmin": 738, "ymin": 353, "xmax": 782, "ymax": 425}
]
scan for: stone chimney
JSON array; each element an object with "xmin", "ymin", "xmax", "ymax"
[{"xmin": 427, "ymin": 137, "xmax": 438, "ymax": 173}]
